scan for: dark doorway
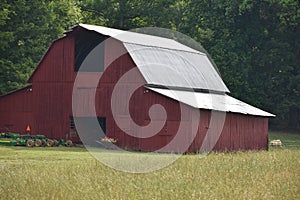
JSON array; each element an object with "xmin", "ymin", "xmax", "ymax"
[
  {"xmin": 70, "ymin": 116, "xmax": 106, "ymax": 145},
  {"xmin": 74, "ymin": 30, "xmax": 106, "ymax": 72}
]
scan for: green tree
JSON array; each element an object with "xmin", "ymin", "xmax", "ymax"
[
  {"xmin": 0, "ymin": 0, "xmax": 80, "ymax": 94},
  {"xmin": 79, "ymin": 0, "xmax": 187, "ymax": 30}
]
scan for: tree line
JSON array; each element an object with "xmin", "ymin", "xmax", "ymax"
[{"xmin": 0, "ymin": 0, "xmax": 299, "ymax": 130}]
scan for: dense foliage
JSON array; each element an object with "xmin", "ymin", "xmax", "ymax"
[
  {"xmin": 0, "ymin": 0, "xmax": 299, "ymax": 129},
  {"xmin": 0, "ymin": 0, "xmax": 80, "ymax": 93}
]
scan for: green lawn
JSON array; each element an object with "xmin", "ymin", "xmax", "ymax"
[
  {"xmin": 269, "ymin": 131, "xmax": 300, "ymax": 149},
  {"xmin": 0, "ymin": 132, "xmax": 299, "ymax": 200}
]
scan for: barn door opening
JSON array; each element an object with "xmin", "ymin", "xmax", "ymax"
[
  {"xmin": 97, "ymin": 117, "xmax": 106, "ymax": 135},
  {"xmin": 69, "ymin": 116, "xmax": 80, "ymax": 142},
  {"xmin": 69, "ymin": 116, "xmax": 106, "ymax": 144}
]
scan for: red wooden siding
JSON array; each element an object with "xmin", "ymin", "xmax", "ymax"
[
  {"xmin": 0, "ymin": 86, "xmax": 34, "ymax": 133},
  {"xmin": 29, "ymin": 37, "xmax": 75, "ymax": 83},
  {"xmin": 212, "ymin": 113, "xmax": 268, "ymax": 151}
]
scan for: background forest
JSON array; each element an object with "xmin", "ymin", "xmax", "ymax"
[{"xmin": 0, "ymin": 0, "xmax": 299, "ymax": 130}]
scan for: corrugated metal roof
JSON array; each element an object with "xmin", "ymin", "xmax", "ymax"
[
  {"xmin": 146, "ymin": 87, "xmax": 275, "ymax": 117},
  {"xmin": 125, "ymin": 43, "xmax": 229, "ymax": 92},
  {"xmin": 78, "ymin": 24, "xmax": 229, "ymax": 93}
]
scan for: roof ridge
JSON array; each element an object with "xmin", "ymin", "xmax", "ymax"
[
  {"xmin": 78, "ymin": 24, "xmax": 200, "ymax": 54},
  {"xmin": 123, "ymin": 41, "xmax": 206, "ymax": 56}
]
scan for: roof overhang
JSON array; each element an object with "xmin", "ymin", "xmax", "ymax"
[
  {"xmin": 146, "ymin": 86, "xmax": 275, "ymax": 117},
  {"xmin": 0, "ymin": 85, "xmax": 32, "ymax": 98}
]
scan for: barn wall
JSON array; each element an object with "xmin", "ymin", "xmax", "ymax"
[
  {"xmin": 103, "ymin": 86, "xmax": 269, "ymax": 152},
  {"xmin": 27, "ymin": 36, "xmax": 77, "ymax": 140},
  {"xmin": 0, "ymin": 86, "xmax": 34, "ymax": 134},
  {"xmin": 31, "ymin": 82, "xmax": 74, "ymax": 140},
  {"xmin": 212, "ymin": 113, "xmax": 268, "ymax": 151},
  {"xmin": 29, "ymin": 36, "xmax": 75, "ymax": 83}
]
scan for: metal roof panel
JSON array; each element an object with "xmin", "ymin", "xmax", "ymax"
[
  {"xmin": 147, "ymin": 87, "xmax": 275, "ymax": 117},
  {"xmin": 125, "ymin": 43, "xmax": 229, "ymax": 92}
]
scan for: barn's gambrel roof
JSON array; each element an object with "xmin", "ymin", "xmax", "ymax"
[{"xmin": 78, "ymin": 24, "xmax": 229, "ymax": 93}]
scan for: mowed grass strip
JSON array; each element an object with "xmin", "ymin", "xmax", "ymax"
[
  {"xmin": 269, "ymin": 131, "xmax": 300, "ymax": 149},
  {"xmin": 0, "ymin": 133, "xmax": 299, "ymax": 200}
]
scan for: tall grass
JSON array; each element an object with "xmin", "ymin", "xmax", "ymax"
[{"xmin": 0, "ymin": 133, "xmax": 299, "ymax": 200}]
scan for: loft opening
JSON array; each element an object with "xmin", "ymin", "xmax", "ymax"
[{"xmin": 74, "ymin": 29, "xmax": 106, "ymax": 72}]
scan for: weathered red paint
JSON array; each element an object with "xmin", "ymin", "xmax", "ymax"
[
  {"xmin": 0, "ymin": 28, "xmax": 269, "ymax": 152},
  {"xmin": 0, "ymin": 86, "xmax": 33, "ymax": 134}
]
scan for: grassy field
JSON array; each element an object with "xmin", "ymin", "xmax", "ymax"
[{"xmin": 0, "ymin": 131, "xmax": 299, "ymax": 200}]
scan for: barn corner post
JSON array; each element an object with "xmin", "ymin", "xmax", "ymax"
[{"xmin": 266, "ymin": 117, "xmax": 270, "ymax": 151}]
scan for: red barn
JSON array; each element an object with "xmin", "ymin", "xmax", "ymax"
[{"xmin": 0, "ymin": 24, "xmax": 274, "ymax": 152}]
